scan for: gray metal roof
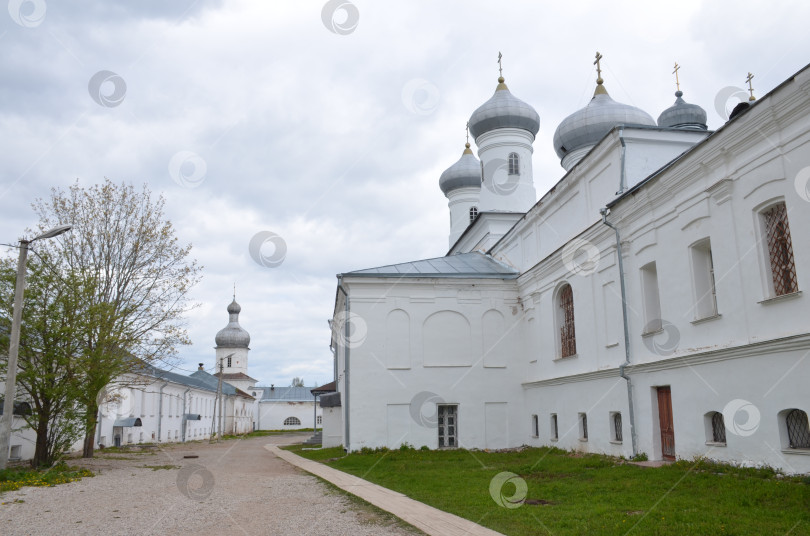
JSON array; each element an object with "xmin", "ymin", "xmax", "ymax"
[
  {"xmin": 553, "ymin": 91, "xmax": 655, "ymax": 159},
  {"xmin": 469, "ymin": 80, "xmax": 540, "ymax": 140},
  {"xmin": 254, "ymin": 386, "xmax": 316, "ymax": 402},
  {"xmin": 342, "ymin": 251, "xmax": 518, "ymax": 279},
  {"xmin": 439, "ymin": 145, "xmax": 481, "ymax": 194},
  {"xmin": 215, "ymin": 299, "xmax": 250, "ymax": 348},
  {"xmin": 657, "ymin": 91, "xmax": 707, "ymax": 130}
]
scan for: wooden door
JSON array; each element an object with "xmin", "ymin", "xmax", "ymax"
[{"xmin": 657, "ymin": 386, "xmax": 675, "ymax": 460}]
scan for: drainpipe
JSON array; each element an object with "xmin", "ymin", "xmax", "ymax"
[
  {"xmin": 156, "ymin": 382, "xmax": 168, "ymax": 443},
  {"xmin": 337, "ymin": 277, "xmax": 350, "ymax": 452},
  {"xmin": 600, "ymin": 208, "xmax": 638, "ymax": 457},
  {"xmin": 181, "ymin": 387, "xmax": 190, "ymax": 443},
  {"xmin": 616, "ymin": 127, "xmax": 627, "ymax": 195}
]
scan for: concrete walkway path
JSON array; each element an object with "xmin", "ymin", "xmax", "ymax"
[{"xmin": 266, "ymin": 444, "xmax": 505, "ymax": 536}]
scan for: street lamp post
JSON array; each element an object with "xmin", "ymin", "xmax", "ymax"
[{"xmin": 0, "ymin": 224, "xmax": 72, "ymax": 468}]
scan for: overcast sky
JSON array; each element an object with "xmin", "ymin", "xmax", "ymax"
[{"xmin": 2, "ymin": 0, "xmax": 808, "ymax": 388}]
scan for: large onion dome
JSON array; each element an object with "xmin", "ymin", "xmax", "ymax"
[
  {"xmin": 657, "ymin": 90, "xmax": 707, "ymax": 130},
  {"xmin": 439, "ymin": 143, "xmax": 481, "ymax": 195},
  {"xmin": 468, "ymin": 77, "xmax": 540, "ymax": 140},
  {"xmin": 553, "ymin": 80, "xmax": 655, "ymax": 166},
  {"xmin": 214, "ymin": 299, "xmax": 250, "ymax": 348}
]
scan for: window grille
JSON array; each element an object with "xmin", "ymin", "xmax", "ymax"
[
  {"xmin": 438, "ymin": 405, "xmax": 457, "ymax": 448},
  {"xmin": 284, "ymin": 416, "xmax": 301, "ymax": 426},
  {"xmin": 613, "ymin": 413, "xmax": 623, "ymax": 442},
  {"xmin": 227, "ymin": 356, "xmax": 232, "ymax": 367},
  {"xmin": 469, "ymin": 206, "xmax": 479, "ymax": 222},
  {"xmin": 560, "ymin": 285, "xmax": 576, "ymax": 357},
  {"xmin": 551, "ymin": 414, "xmax": 558, "ymax": 440},
  {"xmin": 786, "ymin": 409, "xmax": 810, "ymax": 449},
  {"xmin": 711, "ymin": 412, "xmax": 726, "ymax": 443},
  {"xmin": 508, "ymin": 152, "xmax": 520, "ymax": 175},
  {"xmin": 763, "ymin": 203, "xmax": 798, "ymax": 296},
  {"xmin": 317, "ymin": 415, "xmax": 322, "ymax": 425}
]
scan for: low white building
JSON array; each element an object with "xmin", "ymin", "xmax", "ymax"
[
  {"xmin": 327, "ymin": 57, "xmax": 810, "ymax": 473},
  {"xmin": 95, "ymin": 362, "xmax": 254, "ymax": 448},
  {"xmin": 252, "ymin": 385, "xmax": 322, "ymax": 431}
]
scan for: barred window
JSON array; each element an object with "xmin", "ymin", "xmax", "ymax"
[
  {"xmin": 786, "ymin": 409, "xmax": 810, "ymax": 449},
  {"xmin": 763, "ymin": 203, "xmax": 798, "ymax": 296},
  {"xmin": 508, "ymin": 152, "xmax": 520, "ymax": 175},
  {"xmin": 469, "ymin": 206, "xmax": 479, "ymax": 222},
  {"xmin": 317, "ymin": 415, "xmax": 322, "ymax": 425},
  {"xmin": 227, "ymin": 356, "xmax": 232, "ymax": 367},
  {"xmin": 284, "ymin": 416, "xmax": 301, "ymax": 426},
  {"xmin": 579, "ymin": 413, "xmax": 588, "ymax": 440},
  {"xmin": 559, "ymin": 284, "xmax": 576, "ymax": 358},
  {"xmin": 612, "ymin": 412, "xmax": 623, "ymax": 442},
  {"xmin": 711, "ymin": 412, "xmax": 726, "ymax": 444}
]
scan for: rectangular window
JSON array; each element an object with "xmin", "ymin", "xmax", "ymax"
[
  {"xmin": 690, "ymin": 239, "xmax": 718, "ymax": 319},
  {"xmin": 532, "ymin": 414, "xmax": 539, "ymax": 437},
  {"xmin": 227, "ymin": 356, "xmax": 232, "ymax": 367},
  {"xmin": 438, "ymin": 405, "xmax": 457, "ymax": 448},
  {"xmin": 762, "ymin": 202, "xmax": 798, "ymax": 296},
  {"xmin": 550, "ymin": 414, "xmax": 558, "ymax": 441},
  {"xmin": 579, "ymin": 413, "xmax": 588, "ymax": 441},
  {"xmin": 640, "ymin": 262, "xmax": 662, "ymax": 333},
  {"xmin": 10, "ymin": 445, "xmax": 22, "ymax": 460}
]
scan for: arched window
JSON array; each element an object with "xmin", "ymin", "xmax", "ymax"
[
  {"xmin": 707, "ymin": 411, "xmax": 726, "ymax": 444},
  {"xmin": 469, "ymin": 206, "xmax": 478, "ymax": 222},
  {"xmin": 508, "ymin": 152, "xmax": 520, "ymax": 175},
  {"xmin": 283, "ymin": 416, "xmax": 301, "ymax": 426},
  {"xmin": 558, "ymin": 284, "xmax": 576, "ymax": 357},
  {"xmin": 786, "ymin": 409, "xmax": 810, "ymax": 449},
  {"xmin": 761, "ymin": 202, "xmax": 798, "ymax": 296},
  {"xmin": 611, "ymin": 412, "xmax": 623, "ymax": 442}
]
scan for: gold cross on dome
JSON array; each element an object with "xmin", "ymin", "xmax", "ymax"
[
  {"xmin": 594, "ymin": 51, "xmax": 603, "ymax": 80},
  {"xmin": 497, "ymin": 51, "xmax": 503, "ymax": 77},
  {"xmin": 466, "ymin": 121, "xmax": 470, "ymax": 144},
  {"xmin": 673, "ymin": 62, "xmax": 681, "ymax": 92},
  {"xmin": 746, "ymin": 72, "xmax": 756, "ymax": 101}
]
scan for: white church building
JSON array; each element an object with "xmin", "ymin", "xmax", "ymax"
[{"xmin": 326, "ymin": 56, "xmax": 810, "ymax": 473}]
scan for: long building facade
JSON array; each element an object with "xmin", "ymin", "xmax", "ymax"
[{"xmin": 327, "ymin": 58, "xmax": 810, "ymax": 473}]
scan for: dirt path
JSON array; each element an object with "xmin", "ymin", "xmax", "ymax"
[{"xmin": 1, "ymin": 433, "xmax": 421, "ymax": 535}]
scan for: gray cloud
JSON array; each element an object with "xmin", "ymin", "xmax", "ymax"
[{"xmin": 2, "ymin": 0, "xmax": 809, "ymax": 386}]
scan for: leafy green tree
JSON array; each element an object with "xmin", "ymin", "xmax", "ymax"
[
  {"xmin": 0, "ymin": 255, "xmax": 90, "ymax": 466},
  {"xmin": 31, "ymin": 179, "xmax": 202, "ymax": 458}
]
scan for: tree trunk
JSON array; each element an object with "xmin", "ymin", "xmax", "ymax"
[
  {"xmin": 33, "ymin": 415, "xmax": 50, "ymax": 467},
  {"xmin": 82, "ymin": 404, "xmax": 98, "ymax": 458}
]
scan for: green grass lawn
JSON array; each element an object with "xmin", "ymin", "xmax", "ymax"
[{"xmin": 284, "ymin": 445, "xmax": 810, "ymax": 536}]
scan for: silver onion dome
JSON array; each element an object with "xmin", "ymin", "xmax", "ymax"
[
  {"xmin": 215, "ymin": 299, "xmax": 250, "ymax": 348},
  {"xmin": 439, "ymin": 143, "xmax": 482, "ymax": 195},
  {"xmin": 657, "ymin": 91, "xmax": 707, "ymax": 130},
  {"xmin": 468, "ymin": 77, "xmax": 540, "ymax": 140},
  {"xmin": 553, "ymin": 84, "xmax": 656, "ymax": 160}
]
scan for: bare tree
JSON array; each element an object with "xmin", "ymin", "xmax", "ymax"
[
  {"xmin": 32, "ymin": 179, "xmax": 202, "ymax": 457},
  {"xmin": 291, "ymin": 377, "xmax": 305, "ymax": 387}
]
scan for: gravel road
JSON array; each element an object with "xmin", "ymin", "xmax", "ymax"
[{"xmin": 1, "ymin": 433, "xmax": 422, "ymax": 535}]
